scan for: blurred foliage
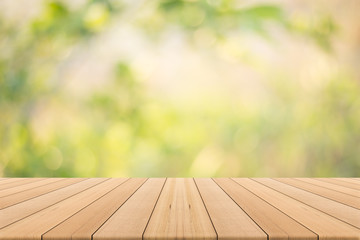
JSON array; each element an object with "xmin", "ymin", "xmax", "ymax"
[{"xmin": 0, "ymin": 0, "xmax": 358, "ymax": 177}]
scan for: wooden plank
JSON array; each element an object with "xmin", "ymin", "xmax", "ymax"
[
  {"xmin": 233, "ymin": 178, "xmax": 360, "ymax": 240},
  {"xmin": 0, "ymin": 178, "xmax": 127, "ymax": 240},
  {"xmin": 0, "ymin": 178, "xmax": 9, "ymax": 183},
  {"xmin": 284, "ymin": 178, "xmax": 360, "ymax": 209},
  {"xmin": 0, "ymin": 178, "xmax": 107, "ymax": 229},
  {"xmin": 337, "ymin": 178, "xmax": 360, "ymax": 185},
  {"xmin": 0, "ymin": 178, "xmax": 24, "ymax": 187},
  {"xmin": 195, "ymin": 178, "xmax": 267, "ymax": 240},
  {"xmin": 0, "ymin": 178, "xmax": 44, "ymax": 191},
  {"xmin": 144, "ymin": 178, "xmax": 216, "ymax": 240},
  {"xmin": 302, "ymin": 178, "xmax": 360, "ymax": 197},
  {"xmin": 43, "ymin": 178, "xmax": 146, "ymax": 240},
  {"xmin": 317, "ymin": 178, "xmax": 360, "ymax": 191},
  {"xmin": 214, "ymin": 178, "xmax": 317, "ymax": 240},
  {"xmin": 0, "ymin": 178, "xmax": 85, "ymax": 209},
  {"xmin": 0, "ymin": 178, "xmax": 359, "ymax": 240},
  {"xmin": 345, "ymin": 178, "xmax": 360, "ymax": 184},
  {"xmin": 93, "ymin": 178, "xmax": 166, "ymax": 240},
  {"xmin": 0, "ymin": 178, "xmax": 63, "ymax": 198},
  {"xmin": 259, "ymin": 178, "xmax": 360, "ymax": 229}
]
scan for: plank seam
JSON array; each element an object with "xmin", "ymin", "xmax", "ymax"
[
  {"xmin": 231, "ymin": 178, "xmax": 320, "ymax": 240},
  {"xmin": 213, "ymin": 178, "xmax": 269, "ymax": 240},
  {"xmin": 318, "ymin": 178, "xmax": 360, "ymax": 191},
  {"xmin": 267, "ymin": 178, "xmax": 360, "ymax": 230},
  {"xmin": 0, "ymin": 178, "xmax": 65, "ymax": 199},
  {"xmin": 194, "ymin": 178, "xmax": 219, "ymax": 240},
  {"xmin": 0, "ymin": 178, "xmax": 89, "ymax": 210},
  {"xmin": 0, "ymin": 179, "xmax": 24, "ymax": 187},
  {"xmin": 43, "ymin": 178, "xmax": 128, "ymax": 238},
  {"xmin": 298, "ymin": 178, "xmax": 360, "ymax": 197},
  {"xmin": 0, "ymin": 178, "xmax": 111, "ymax": 230},
  {"xmin": 0, "ymin": 178, "xmax": 42, "ymax": 191},
  {"xmin": 288, "ymin": 178, "xmax": 360, "ymax": 210},
  {"xmin": 142, "ymin": 178, "xmax": 168, "ymax": 240},
  {"xmin": 341, "ymin": 179, "xmax": 360, "ymax": 185},
  {"xmin": 40, "ymin": 178, "xmax": 130, "ymax": 240},
  {"xmin": 89, "ymin": 178, "xmax": 149, "ymax": 240}
]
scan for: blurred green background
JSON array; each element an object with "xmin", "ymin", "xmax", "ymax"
[{"xmin": 1, "ymin": 0, "xmax": 359, "ymax": 177}]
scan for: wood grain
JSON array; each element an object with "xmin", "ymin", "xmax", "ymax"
[
  {"xmin": 93, "ymin": 178, "xmax": 166, "ymax": 240},
  {"xmin": 195, "ymin": 178, "xmax": 267, "ymax": 240},
  {"xmin": 144, "ymin": 178, "xmax": 216, "ymax": 240},
  {"xmin": 214, "ymin": 178, "xmax": 317, "ymax": 240},
  {"xmin": 0, "ymin": 178, "xmax": 22, "ymax": 186},
  {"xmin": 299, "ymin": 178, "xmax": 360, "ymax": 197},
  {"xmin": 233, "ymin": 178, "xmax": 360, "ymax": 240},
  {"xmin": 0, "ymin": 178, "xmax": 106, "ymax": 229},
  {"xmin": 44, "ymin": 178, "xmax": 145, "ymax": 240},
  {"xmin": 260, "ymin": 178, "xmax": 360, "ymax": 229},
  {"xmin": 316, "ymin": 178, "xmax": 360, "ymax": 191},
  {"xmin": 0, "ymin": 178, "xmax": 63, "ymax": 198},
  {"xmin": 0, "ymin": 178, "xmax": 126, "ymax": 240},
  {"xmin": 0, "ymin": 178, "xmax": 85, "ymax": 209},
  {"xmin": 0, "ymin": 178, "xmax": 359, "ymax": 240},
  {"xmin": 283, "ymin": 178, "xmax": 360, "ymax": 209},
  {"xmin": 0, "ymin": 178, "xmax": 44, "ymax": 191}
]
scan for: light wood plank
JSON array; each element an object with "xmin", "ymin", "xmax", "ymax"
[
  {"xmin": 0, "ymin": 179, "xmax": 25, "ymax": 187},
  {"xmin": 285, "ymin": 178, "xmax": 360, "ymax": 209},
  {"xmin": 43, "ymin": 178, "xmax": 146, "ymax": 240},
  {"xmin": 0, "ymin": 178, "xmax": 127, "ymax": 240},
  {"xmin": 93, "ymin": 178, "xmax": 166, "ymax": 240},
  {"xmin": 340, "ymin": 178, "xmax": 360, "ymax": 183},
  {"xmin": 0, "ymin": 178, "xmax": 10, "ymax": 183},
  {"xmin": 214, "ymin": 178, "xmax": 317, "ymax": 240},
  {"xmin": 260, "ymin": 178, "xmax": 360, "ymax": 229},
  {"xmin": 0, "ymin": 178, "xmax": 106, "ymax": 229},
  {"xmin": 0, "ymin": 178, "xmax": 44, "ymax": 191},
  {"xmin": 195, "ymin": 178, "xmax": 267, "ymax": 240},
  {"xmin": 345, "ymin": 178, "xmax": 360, "ymax": 184},
  {"xmin": 0, "ymin": 178, "xmax": 86, "ymax": 209},
  {"xmin": 144, "ymin": 178, "xmax": 216, "ymax": 240},
  {"xmin": 336, "ymin": 178, "xmax": 360, "ymax": 185},
  {"xmin": 0, "ymin": 178, "xmax": 359, "ymax": 240},
  {"xmin": 318, "ymin": 178, "xmax": 360, "ymax": 191},
  {"xmin": 302, "ymin": 178, "xmax": 360, "ymax": 197},
  {"xmin": 233, "ymin": 178, "xmax": 360, "ymax": 240},
  {"xmin": 0, "ymin": 178, "xmax": 63, "ymax": 198}
]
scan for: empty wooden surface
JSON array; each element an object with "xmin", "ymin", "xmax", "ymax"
[
  {"xmin": 277, "ymin": 178, "xmax": 360, "ymax": 209},
  {"xmin": 0, "ymin": 178, "xmax": 359, "ymax": 240},
  {"xmin": 143, "ymin": 178, "xmax": 216, "ymax": 240}
]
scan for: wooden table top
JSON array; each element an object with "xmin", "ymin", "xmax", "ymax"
[{"xmin": 0, "ymin": 178, "xmax": 359, "ymax": 240}]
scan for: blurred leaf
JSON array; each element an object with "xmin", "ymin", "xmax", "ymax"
[{"xmin": 237, "ymin": 5, "xmax": 284, "ymax": 21}]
